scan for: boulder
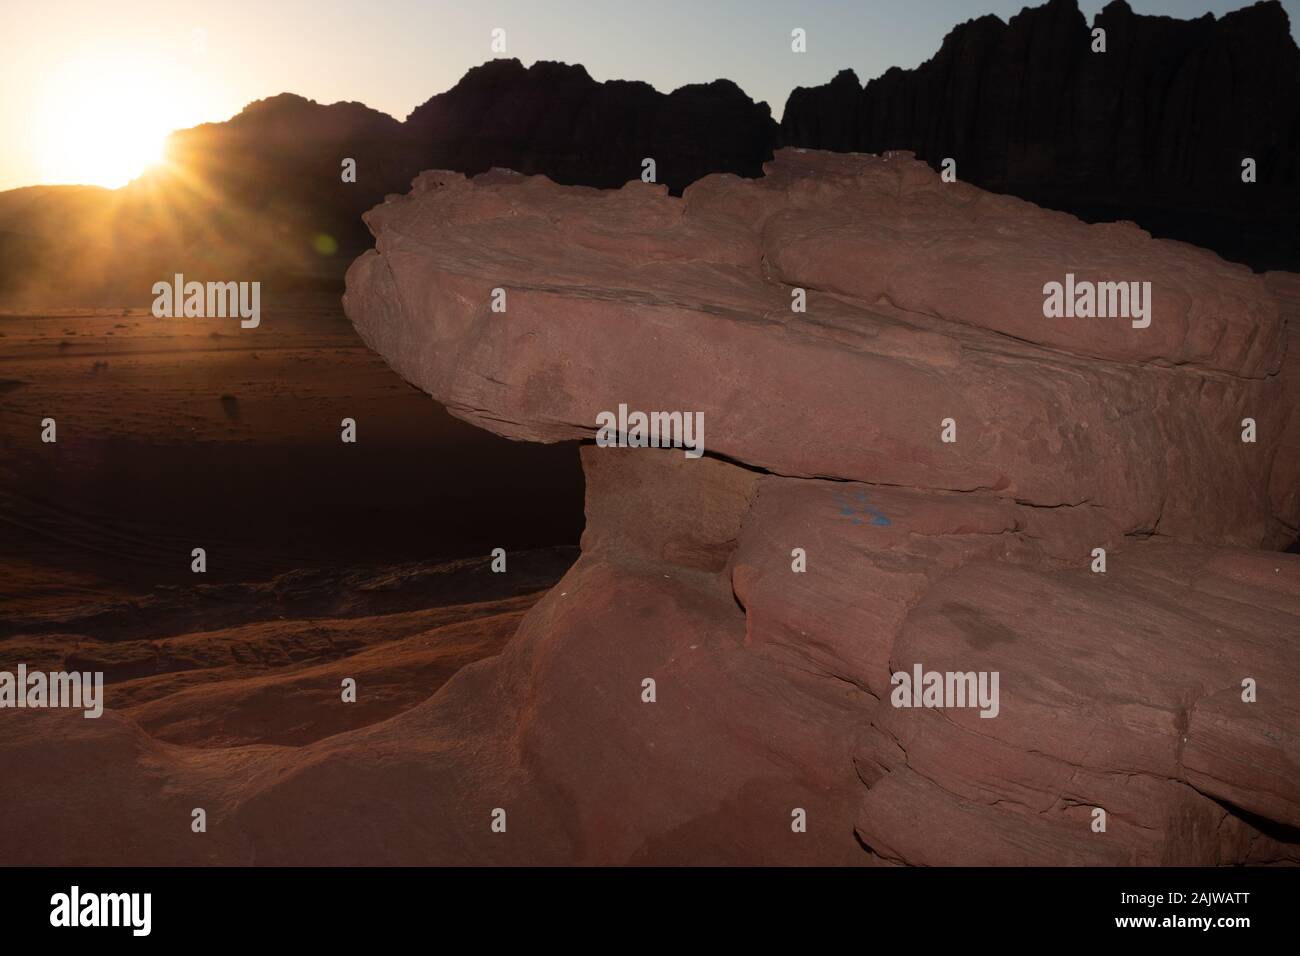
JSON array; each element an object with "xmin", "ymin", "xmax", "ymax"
[{"xmin": 330, "ymin": 148, "xmax": 1300, "ymax": 864}]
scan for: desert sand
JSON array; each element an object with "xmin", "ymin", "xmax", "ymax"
[
  {"xmin": 0, "ymin": 304, "xmax": 582, "ymax": 863},
  {"xmin": 0, "ymin": 305, "xmax": 583, "ymax": 590}
]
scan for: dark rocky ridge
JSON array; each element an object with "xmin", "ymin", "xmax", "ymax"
[
  {"xmin": 2, "ymin": 0, "xmax": 1297, "ymax": 306},
  {"xmin": 405, "ymin": 60, "xmax": 777, "ymax": 193},
  {"xmin": 780, "ymin": 0, "xmax": 1300, "ymax": 271},
  {"xmin": 0, "ymin": 61, "xmax": 778, "ymax": 306}
]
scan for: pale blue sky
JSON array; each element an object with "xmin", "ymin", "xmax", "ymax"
[{"xmin": 1, "ymin": 0, "xmax": 1295, "ymax": 189}]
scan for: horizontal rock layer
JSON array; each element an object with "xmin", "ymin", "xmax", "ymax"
[
  {"xmin": 334, "ymin": 150, "xmax": 1300, "ymax": 864},
  {"xmin": 345, "ymin": 149, "xmax": 1297, "ymax": 552}
]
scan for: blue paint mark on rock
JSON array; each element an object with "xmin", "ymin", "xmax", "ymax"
[{"xmin": 834, "ymin": 490, "xmax": 892, "ymax": 527}]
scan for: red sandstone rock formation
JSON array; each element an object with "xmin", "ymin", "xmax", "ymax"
[
  {"xmin": 338, "ymin": 148, "xmax": 1300, "ymax": 864},
  {"xmin": 345, "ymin": 150, "xmax": 1296, "ymax": 551},
  {"xmin": 2, "ymin": 150, "xmax": 1294, "ymax": 866}
]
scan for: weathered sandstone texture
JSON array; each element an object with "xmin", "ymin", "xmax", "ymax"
[
  {"xmin": 3, "ymin": 150, "xmax": 1292, "ymax": 866},
  {"xmin": 336, "ymin": 149, "xmax": 1300, "ymax": 864},
  {"xmin": 346, "ymin": 149, "xmax": 1296, "ymax": 551}
]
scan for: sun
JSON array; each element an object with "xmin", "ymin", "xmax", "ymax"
[{"xmin": 36, "ymin": 56, "xmax": 191, "ymax": 189}]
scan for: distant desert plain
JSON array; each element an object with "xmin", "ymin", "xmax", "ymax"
[{"xmin": 0, "ymin": 304, "xmax": 583, "ymax": 750}]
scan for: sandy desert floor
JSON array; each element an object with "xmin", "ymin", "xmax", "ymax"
[
  {"xmin": 0, "ymin": 305, "xmax": 582, "ymax": 763},
  {"xmin": 0, "ymin": 306, "xmax": 583, "ymax": 585}
]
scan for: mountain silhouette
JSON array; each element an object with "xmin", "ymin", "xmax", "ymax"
[
  {"xmin": 1, "ymin": 0, "xmax": 1296, "ymax": 306},
  {"xmin": 0, "ymin": 59, "xmax": 777, "ymax": 306},
  {"xmin": 782, "ymin": 0, "xmax": 1300, "ymax": 270}
]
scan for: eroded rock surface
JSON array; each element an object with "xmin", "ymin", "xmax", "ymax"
[
  {"xmin": 3, "ymin": 150, "xmax": 1294, "ymax": 866},
  {"xmin": 346, "ymin": 149, "xmax": 1296, "ymax": 551},
  {"xmin": 337, "ymin": 148, "xmax": 1300, "ymax": 864}
]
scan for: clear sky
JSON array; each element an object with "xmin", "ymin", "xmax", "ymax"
[{"xmin": 1, "ymin": 0, "xmax": 1295, "ymax": 190}]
